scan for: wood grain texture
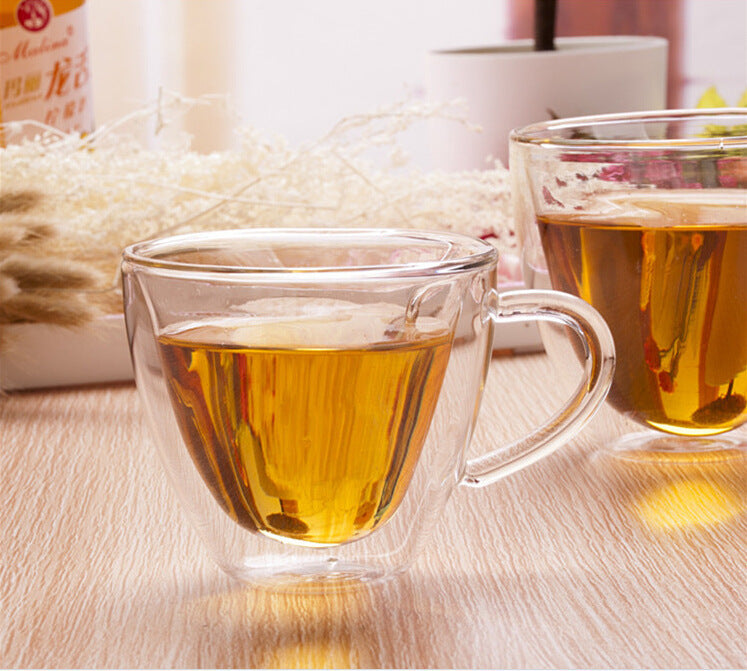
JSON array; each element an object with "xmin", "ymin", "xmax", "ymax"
[{"xmin": 2, "ymin": 353, "xmax": 745, "ymax": 669}]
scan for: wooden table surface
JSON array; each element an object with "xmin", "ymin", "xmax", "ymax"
[{"xmin": 2, "ymin": 352, "xmax": 746, "ymax": 669}]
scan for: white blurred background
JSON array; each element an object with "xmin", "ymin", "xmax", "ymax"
[{"xmin": 88, "ymin": 0, "xmax": 746, "ymax": 162}]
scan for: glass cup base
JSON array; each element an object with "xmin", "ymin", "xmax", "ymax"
[
  {"xmin": 225, "ymin": 558, "xmax": 401, "ymax": 593},
  {"xmin": 607, "ymin": 430, "xmax": 747, "ymax": 464}
]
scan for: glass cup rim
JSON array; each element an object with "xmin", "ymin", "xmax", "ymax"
[
  {"xmin": 122, "ymin": 227, "xmax": 498, "ymax": 280},
  {"xmin": 509, "ymin": 107, "xmax": 747, "ymax": 151}
]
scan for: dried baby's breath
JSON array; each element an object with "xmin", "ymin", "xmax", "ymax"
[{"xmin": 0, "ymin": 92, "xmax": 513, "ymax": 334}]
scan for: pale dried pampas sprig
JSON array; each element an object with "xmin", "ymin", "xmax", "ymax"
[
  {"xmin": 0, "ymin": 92, "xmax": 514, "ymax": 335},
  {"xmin": 0, "ymin": 290, "xmax": 97, "ymax": 327},
  {"xmin": 0, "ymin": 275, "xmax": 19, "ymax": 303},
  {"xmin": 0, "ymin": 219, "xmax": 57, "ymax": 248},
  {"xmin": 0, "ymin": 189, "xmax": 40, "ymax": 214},
  {"xmin": 0, "ymin": 252, "xmax": 101, "ymax": 290}
]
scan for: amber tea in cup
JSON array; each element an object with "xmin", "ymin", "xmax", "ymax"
[
  {"xmin": 157, "ymin": 299, "xmax": 452, "ymax": 546},
  {"xmin": 538, "ymin": 191, "xmax": 746, "ymax": 435}
]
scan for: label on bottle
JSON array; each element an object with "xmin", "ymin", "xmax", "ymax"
[{"xmin": 0, "ymin": 0, "xmax": 94, "ymax": 139}]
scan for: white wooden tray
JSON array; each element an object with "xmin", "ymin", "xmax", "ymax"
[{"xmin": 0, "ymin": 314, "xmax": 133, "ymax": 391}]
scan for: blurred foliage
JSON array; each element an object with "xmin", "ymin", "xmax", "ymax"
[{"xmin": 696, "ymin": 86, "xmax": 747, "ymax": 137}]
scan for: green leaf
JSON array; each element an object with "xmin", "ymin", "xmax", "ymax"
[
  {"xmin": 737, "ymin": 89, "xmax": 747, "ymax": 107},
  {"xmin": 697, "ymin": 86, "xmax": 728, "ymax": 108}
]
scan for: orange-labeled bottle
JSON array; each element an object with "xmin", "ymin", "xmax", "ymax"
[{"xmin": 0, "ymin": 0, "xmax": 94, "ymax": 140}]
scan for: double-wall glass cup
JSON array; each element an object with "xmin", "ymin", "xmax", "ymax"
[
  {"xmin": 511, "ymin": 109, "xmax": 747, "ymax": 459},
  {"xmin": 122, "ymin": 228, "xmax": 614, "ymax": 590}
]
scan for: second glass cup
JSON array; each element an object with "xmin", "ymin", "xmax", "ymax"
[
  {"xmin": 510, "ymin": 109, "xmax": 747, "ymax": 458},
  {"xmin": 122, "ymin": 228, "xmax": 614, "ymax": 589}
]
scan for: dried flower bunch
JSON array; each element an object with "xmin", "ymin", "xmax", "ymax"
[
  {"xmin": 0, "ymin": 92, "xmax": 514, "ymax": 336},
  {"xmin": 0, "ymin": 189, "xmax": 108, "ymax": 330}
]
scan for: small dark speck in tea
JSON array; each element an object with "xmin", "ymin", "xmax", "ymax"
[
  {"xmin": 691, "ymin": 393, "xmax": 746, "ymax": 426},
  {"xmin": 266, "ymin": 513, "xmax": 309, "ymax": 536}
]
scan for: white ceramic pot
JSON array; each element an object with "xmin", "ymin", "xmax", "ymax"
[{"xmin": 426, "ymin": 35, "xmax": 668, "ymax": 169}]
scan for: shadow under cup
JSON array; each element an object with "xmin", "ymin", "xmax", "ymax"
[
  {"xmin": 122, "ymin": 228, "xmax": 614, "ymax": 589},
  {"xmin": 511, "ymin": 109, "xmax": 747, "ymax": 453}
]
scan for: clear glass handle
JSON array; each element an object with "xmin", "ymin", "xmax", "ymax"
[{"xmin": 461, "ymin": 289, "xmax": 616, "ymax": 487}]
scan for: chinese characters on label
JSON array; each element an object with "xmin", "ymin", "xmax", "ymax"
[{"xmin": 0, "ymin": 1, "xmax": 94, "ymax": 139}]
